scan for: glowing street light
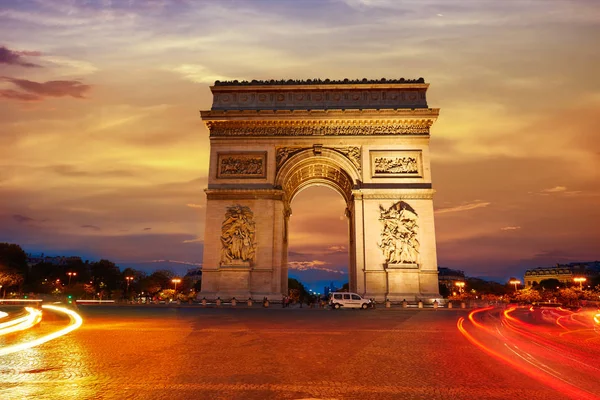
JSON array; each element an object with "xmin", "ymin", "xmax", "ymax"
[
  {"xmin": 125, "ymin": 276, "xmax": 134, "ymax": 292},
  {"xmin": 172, "ymin": 278, "xmax": 181, "ymax": 299},
  {"xmin": 573, "ymin": 277, "xmax": 587, "ymax": 290},
  {"xmin": 67, "ymin": 272, "xmax": 77, "ymax": 286},
  {"xmin": 455, "ymin": 281, "xmax": 465, "ymax": 293},
  {"xmin": 509, "ymin": 279, "xmax": 521, "ymax": 292}
]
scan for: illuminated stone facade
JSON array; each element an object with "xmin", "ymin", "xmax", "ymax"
[
  {"xmin": 199, "ymin": 79, "xmax": 440, "ymax": 301},
  {"xmin": 524, "ymin": 262, "xmax": 599, "ymax": 287}
]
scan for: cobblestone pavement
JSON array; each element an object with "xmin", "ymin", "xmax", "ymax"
[{"xmin": 0, "ymin": 306, "xmax": 570, "ymax": 400}]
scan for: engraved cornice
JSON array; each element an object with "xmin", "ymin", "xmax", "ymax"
[
  {"xmin": 206, "ymin": 84, "xmax": 431, "ymax": 110},
  {"xmin": 205, "ymin": 118, "xmax": 435, "ymax": 137},
  {"xmin": 202, "ymin": 108, "xmax": 439, "ymax": 120}
]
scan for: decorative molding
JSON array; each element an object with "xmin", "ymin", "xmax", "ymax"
[
  {"xmin": 207, "ymin": 120, "xmax": 431, "ymax": 137},
  {"xmin": 216, "ymin": 152, "xmax": 267, "ymax": 179},
  {"xmin": 220, "ymin": 205, "xmax": 256, "ymax": 266},
  {"xmin": 378, "ymin": 201, "xmax": 420, "ymax": 265},
  {"xmin": 205, "ymin": 189, "xmax": 284, "ymax": 201},
  {"xmin": 332, "ymin": 146, "xmax": 361, "ymax": 173},
  {"xmin": 370, "ymin": 150, "xmax": 423, "ymax": 178},
  {"xmin": 276, "ymin": 147, "xmax": 307, "ymax": 171},
  {"xmin": 214, "ymin": 78, "xmax": 426, "ymax": 86},
  {"xmin": 386, "ymin": 263, "xmax": 419, "ymax": 270}
]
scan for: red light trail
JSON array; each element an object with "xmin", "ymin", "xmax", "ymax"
[{"xmin": 458, "ymin": 306, "xmax": 600, "ymax": 399}]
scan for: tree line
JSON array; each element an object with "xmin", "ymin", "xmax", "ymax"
[{"xmin": 0, "ymin": 243, "xmax": 200, "ymax": 301}]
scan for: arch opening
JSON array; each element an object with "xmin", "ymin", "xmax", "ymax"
[
  {"xmin": 277, "ymin": 151, "xmax": 358, "ymax": 298},
  {"xmin": 287, "ymin": 185, "xmax": 350, "ymax": 296}
]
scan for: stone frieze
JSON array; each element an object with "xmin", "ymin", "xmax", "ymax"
[
  {"xmin": 217, "ymin": 152, "xmax": 267, "ymax": 179},
  {"xmin": 208, "ymin": 120, "xmax": 431, "ymax": 137}
]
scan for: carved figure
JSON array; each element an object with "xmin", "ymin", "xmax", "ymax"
[
  {"xmin": 220, "ymin": 205, "xmax": 256, "ymax": 264},
  {"xmin": 333, "ymin": 146, "xmax": 361, "ymax": 172},
  {"xmin": 378, "ymin": 202, "xmax": 420, "ymax": 264},
  {"xmin": 219, "ymin": 156, "xmax": 263, "ymax": 176},
  {"xmin": 276, "ymin": 147, "xmax": 307, "ymax": 170},
  {"xmin": 374, "ymin": 156, "xmax": 418, "ymax": 174}
]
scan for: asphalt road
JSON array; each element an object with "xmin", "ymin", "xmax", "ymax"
[{"xmin": 0, "ymin": 305, "xmax": 580, "ymax": 400}]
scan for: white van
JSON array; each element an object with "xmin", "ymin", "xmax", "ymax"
[{"xmin": 329, "ymin": 292, "xmax": 372, "ymax": 309}]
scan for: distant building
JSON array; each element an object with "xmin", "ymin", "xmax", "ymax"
[
  {"xmin": 438, "ymin": 267, "xmax": 465, "ymax": 290},
  {"xmin": 524, "ymin": 262, "xmax": 600, "ymax": 287}
]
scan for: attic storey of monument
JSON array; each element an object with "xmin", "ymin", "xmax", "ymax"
[{"xmin": 199, "ymin": 79, "xmax": 440, "ymax": 301}]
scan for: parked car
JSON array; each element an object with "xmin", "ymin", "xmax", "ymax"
[{"xmin": 329, "ymin": 292, "xmax": 372, "ymax": 310}]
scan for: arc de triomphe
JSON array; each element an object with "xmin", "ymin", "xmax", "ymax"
[{"xmin": 199, "ymin": 78, "xmax": 440, "ymax": 301}]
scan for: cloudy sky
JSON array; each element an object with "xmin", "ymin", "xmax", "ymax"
[{"xmin": 1, "ymin": 0, "xmax": 598, "ymax": 290}]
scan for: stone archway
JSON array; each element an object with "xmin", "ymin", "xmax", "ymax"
[
  {"xmin": 275, "ymin": 148, "xmax": 359, "ymax": 295},
  {"xmin": 199, "ymin": 78, "xmax": 440, "ymax": 301}
]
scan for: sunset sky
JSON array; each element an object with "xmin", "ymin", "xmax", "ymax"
[{"xmin": 1, "ymin": 0, "xmax": 598, "ymax": 291}]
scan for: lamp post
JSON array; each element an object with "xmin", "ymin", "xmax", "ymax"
[
  {"xmin": 172, "ymin": 278, "xmax": 181, "ymax": 301},
  {"xmin": 574, "ymin": 277, "xmax": 587, "ymax": 290},
  {"xmin": 455, "ymin": 281, "xmax": 465, "ymax": 293},
  {"xmin": 67, "ymin": 271, "xmax": 77, "ymax": 286},
  {"xmin": 509, "ymin": 279, "xmax": 521, "ymax": 292},
  {"xmin": 125, "ymin": 276, "xmax": 134, "ymax": 292}
]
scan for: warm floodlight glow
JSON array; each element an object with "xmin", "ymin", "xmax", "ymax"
[
  {"xmin": 172, "ymin": 278, "xmax": 182, "ymax": 295},
  {"xmin": 0, "ymin": 305, "xmax": 83, "ymax": 356},
  {"xmin": 509, "ymin": 279, "xmax": 521, "ymax": 291},
  {"xmin": 454, "ymin": 281, "xmax": 465, "ymax": 293},
  {"xmin": 573, "ymin": 277, "xmax": 587, "ymax": 289}
]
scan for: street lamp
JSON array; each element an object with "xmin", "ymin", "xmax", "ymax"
[
  {"xmin": 509, "ymin": 279, "xmax": 521, "ymax": 292},
  {"xmin": 172, "ymin": 278, "xmax": 181, "ymax": 300},
  {"xmin": 67, "ymin": 271, "xmax": 77, "ymax": 286},
  {"xmin": 455, "ymin": 281, "xmax": 465, "ymax": 293},
  {"xmin": 125, "ymin": 276, "xmax": 134, "ymax": 292},
  {"xmin": 573, "ymin": 277, "xmax": 587, "ymax": 290}
]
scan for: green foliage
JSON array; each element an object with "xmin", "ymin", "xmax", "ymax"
[
  {"xmin": 514, "ymin": 288, "xmax": 542, "ymax": 303},
  {"xmin": 288, "ymin": 278, "xmax": 309, "ymax": 301},
  {"xmin": 0, "ymin": 243, "xmax": 27, "ymax": 274}
]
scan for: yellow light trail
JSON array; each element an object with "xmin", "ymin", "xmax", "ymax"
[
  {"xmin": 0, "ymin": 307, "xmax": 42, "ymax": 336},
  {"xmin": 0, "ymin": 304, "xmax": 83, "ymax": 357},
  {"xmin": 0, "ymin": 311, "xmax": 8, "ymax": 319}
]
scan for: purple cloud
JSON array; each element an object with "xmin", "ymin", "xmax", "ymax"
[
  {"xmin": 13, "ymin": 214, "xmax": 34, "ymax": 223},
  {"xmin": 0, "ymin": 89, "xmax": 41, "ymax": 101},
  {"xmin": 0, "ymin": 46, "xmax": 42, "ymax": 68},
  {"xmin": 1, "ymin": 77, "xmax": 91, "ymax": 99}
]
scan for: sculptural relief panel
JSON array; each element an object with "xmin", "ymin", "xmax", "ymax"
[
  {"xmin": 377, "ymin": 201, "xmax": 420, "ymax": 268},
  {"xmin": 217, "ymin": 152, "xmax": 267, "ymax": 179},
  {"xmin": 220, "ymin": 205, "xmax": 257, "ymax": 266},
  {"xmin": 370, "ymin": 150, "xmax": 422, "ymax": 178}
]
